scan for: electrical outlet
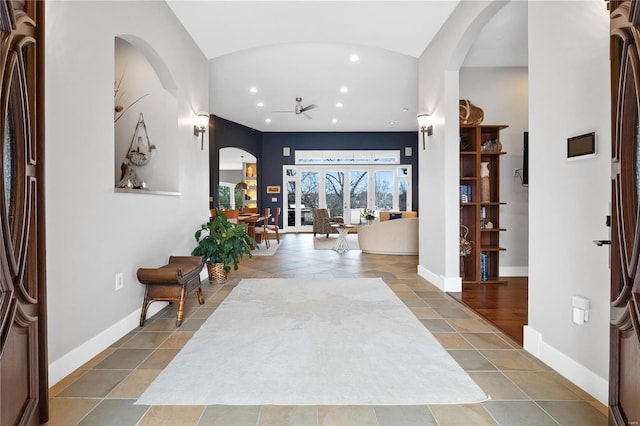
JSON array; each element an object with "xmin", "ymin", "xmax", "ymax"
[{"xmin": 115, "ymin": 272, "xmax": 124, "ymax": 291}]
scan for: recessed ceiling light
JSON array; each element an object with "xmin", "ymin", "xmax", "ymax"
[
  {"xmin": 265, "ymin": 118, "xmax": 271, "ymax": 123},
  {"xmin": 332, "ymin": 118, "xmax": 338, "ymax": 123},
  {"xmin": 402, "ymin": 108, "xmax": 409, "ymax": 112},
  {"xmin": 340, "ymin": 87, "xmax": 348, "ymax": 93},
  {"xmin": 389, "ymin": 121, "xmax": 396, "ymax": 126},
  {"xmin": 257, "ymin": 102, "xmax": 264, "ymax": 107},
  {"xmin": 336, "ymin": 102, "xmax": 343, "ymax": 108},
  {"xmin": 349, "ymin": 54, "xmax": 359, "ymax": 62},
  {"xmin": 249, "ymin": 87, "xmax": 257, "ymax": 93}
]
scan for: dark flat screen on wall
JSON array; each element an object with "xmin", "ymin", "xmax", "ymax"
[{"xmin": 567, "ymin": 132, "xmax": 595, "ymax": 159}]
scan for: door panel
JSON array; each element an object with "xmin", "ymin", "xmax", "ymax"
[
  {"xmin": 325, "ymin": 170, "xmax": 344, "ymax": 219},
  {"xmin": 349, "ymin": 170, "xmax": 368, "ymax": 224},
  {"xmin": 374, "ymin": 170, "xmax": 393, "ymax": 211},
  {"xmin": 610, "ymin": 2, "xmax": 640, "ymax": 424},
  {"xmin": 0, "ymin": 1, "xmax": 46, "ymax": 424}
]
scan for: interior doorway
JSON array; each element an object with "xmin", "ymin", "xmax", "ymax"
[{"xmin": 218, "ymin": 147, "xmax": 257, "ymax": 210}]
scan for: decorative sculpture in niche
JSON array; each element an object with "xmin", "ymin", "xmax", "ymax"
[
  {"xmin": 114, "ymin": 36, "xmax": 180, "ymax": 192},
  {"xmin": 126, "ymin": 112, "xmax": 156, "ymax": 166},
  {"xmin": 118, "ymin": 112, "xmax": 156, "ymax": 189},
  {"xmin": 459, "ymin": 99, "xmax": 484, "ymax": 125}
]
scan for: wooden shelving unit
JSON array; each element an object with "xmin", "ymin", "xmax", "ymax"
[
  {"xmin": 459, "ymin": 124, "xmax": 508, "ymax": 284},
  {"xmin": 243, "ymin": 162, "xmax": 257, "ymax": 208}
]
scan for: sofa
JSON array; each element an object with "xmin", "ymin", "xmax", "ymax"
[{"xmin": 357, "ymin": 217, "xmax": 418, "ymax": 255}]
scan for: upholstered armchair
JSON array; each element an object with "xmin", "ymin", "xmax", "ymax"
[{"xmin": 312, "ymin": 208, "xmax": 343, "ymax": 237}]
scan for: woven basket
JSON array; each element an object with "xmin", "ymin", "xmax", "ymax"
[{"xmin": 207, "ymin": 263, "xmax": 228, "ymax": 283}]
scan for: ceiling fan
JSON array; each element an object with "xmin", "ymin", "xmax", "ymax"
[{"xmin": 273, "ymin": 97, "xmax": 318, "ymax": 119}]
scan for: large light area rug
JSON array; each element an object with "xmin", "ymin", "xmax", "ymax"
[
  {"xmin": 136, "ymin": 278, "xmax": 488, "ymax": 406},
  {"xmin": 250, "ymin": 241, "xmax": 280, "ymax": 256}
]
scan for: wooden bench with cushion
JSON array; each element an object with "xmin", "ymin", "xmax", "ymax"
[{"xmin": 137, "ymin": 256, "xmax": 205, "ymax": 327}]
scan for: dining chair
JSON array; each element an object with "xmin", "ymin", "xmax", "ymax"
[
  {"xmin": 253, "ymin": 208, "xmax": 270, "ymax": 249},
  {"xmin": 267, "ymin": 207, "xmax": 281, "ymax": 244},
  {"xmin": 223, "ymin": 209, "xmax": 239, "ymax": 224}
]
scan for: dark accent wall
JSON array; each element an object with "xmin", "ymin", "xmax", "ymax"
[
  {"xmin": 210, "ymin": 115, "xmax": 262, "ymax": 208},
  {"xmin": 261, "ymin": 132, "xmax": 419, "ymax": 228},
  {"xmin": 210, "ymin": 117, "xmax": 419, "ymax": 228}
]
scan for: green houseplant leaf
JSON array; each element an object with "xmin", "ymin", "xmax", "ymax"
[{"xmin": 191, "ymin": 209, "xmax": 257, "ymax": 274}]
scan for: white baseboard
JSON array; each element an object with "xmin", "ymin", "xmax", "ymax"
[
  {"xmin": 523, "ymin": 325, "xmax": 608, "ymax": 405},
  {"xmin": 499, "ymin": 266, "xmax": 528, "ymax": 276},
  {"xmin": 48, "ymin": 302, "xmax": 168, "ymax": 387},
  {"xmin": 417, "ymin": 265, "xmax": 461, "ymax": 292}
]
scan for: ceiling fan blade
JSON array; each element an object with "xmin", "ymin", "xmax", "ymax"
[
  {"xmin": 302, "ymin": 112, "xmax": 312, "ymax": 120},
  {"xmin": 300, "ymin": 104, "xmax": 318, "ymax": 112}
]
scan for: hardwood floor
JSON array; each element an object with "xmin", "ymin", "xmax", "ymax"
[{"xmin": 450, "ymin": 277, "xmax": 528, "ymax": 346}]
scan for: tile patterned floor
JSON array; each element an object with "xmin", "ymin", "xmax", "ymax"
[{"xmin": 45, "ymin": 234, "xmax": 608, "ymax": 425}]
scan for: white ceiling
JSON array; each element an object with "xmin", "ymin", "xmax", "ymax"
[{"xmin": 166, "ymin": 0, "xmax": 527, "ymax": 133}]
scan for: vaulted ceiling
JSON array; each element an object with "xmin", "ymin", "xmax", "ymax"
[{"xmin": 167, "ymin": 1, "xmax": 527, "ymax": 133}]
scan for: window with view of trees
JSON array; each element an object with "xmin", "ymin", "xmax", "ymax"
[
  {"xmin": 325, "ymin": 171, "xmax": 344, "ymax": 217},
  {"xmin": 300, "ymin": 171, "xmax": 319, "ymax": 209},
  {"xmin": 375, "ymin": 171, "xmax": 393, "ymax": 210},
  {"xmin": 218, "ymin": 185, "xmax": 230, "ymax": 208}
]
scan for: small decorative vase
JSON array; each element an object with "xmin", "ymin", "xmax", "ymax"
[
  {"xmin": 460, "ymin": 256, "xmax": 465, "ymax": 280},
  {"xmin": 480, "ymin": 162, "xmax": 490, "ymax": 202}
]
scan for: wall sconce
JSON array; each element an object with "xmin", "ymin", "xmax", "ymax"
[
  {"xmin": 193, "ymin": 113, "xmax": 210, "ymax": 150},
  {"xmin": 416, "ymin": 113, "xmax": 433, "ymax": 149}
]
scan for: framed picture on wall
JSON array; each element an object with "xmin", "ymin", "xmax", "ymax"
[{"xmin": 267, "ymin": 185, "xmax": 281, "ymax": 194}]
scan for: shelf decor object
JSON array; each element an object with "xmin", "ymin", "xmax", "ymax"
[
  {"xmin": 480, "ymin": 162, "xmax": 490, "ymax": 202},
  {"xmin": 243, "ymin": 162, "xmax": 258, "ymax": 208},
  {"xmin": 459, "ymin": 124, "xmax": 508, "ymax": 284}
]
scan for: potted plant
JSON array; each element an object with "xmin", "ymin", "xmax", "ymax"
[
  {"xmin": 191, "ymin": 209, "xmax": 256, "ymax": 283},
  {"xmin": 361, "ymin": 208, "xmax": 376, "ymax": 223}
]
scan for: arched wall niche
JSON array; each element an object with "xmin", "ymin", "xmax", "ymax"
[
  {"xmin": 117, "ymin": 34, "xmax": 178, "ymax": 95},
  {"xmin": 114, "ymin": 35, "xmax": 179, "ymax": 193}
]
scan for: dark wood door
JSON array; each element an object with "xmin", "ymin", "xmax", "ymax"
[
  {"xmin": 0, "ymin": 1, "xmax": 47, "ymax": 424},
  {"xmin": 610, "ymin": 2, "xmax": 640, "ymax": 424}
]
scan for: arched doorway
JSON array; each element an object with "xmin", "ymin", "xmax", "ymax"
[{"xmin": 219, "ymin": 147, "xmax": 257, "ymax": 210}]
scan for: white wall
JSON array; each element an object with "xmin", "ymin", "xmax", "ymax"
[
  {"xmin": 526, "ymin": 0, "xmax": 610, "ymax": 404},
  {"xmin": 460, "ymin": 67, "xmax": 529, "ymax": 274},
  {"xmin": 417, "ymin": 0, "xmax": 507, "ymax": 292},
  {"xmin": 45, "ymin": 1, "xmax": 209, "ymax": 385}
]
